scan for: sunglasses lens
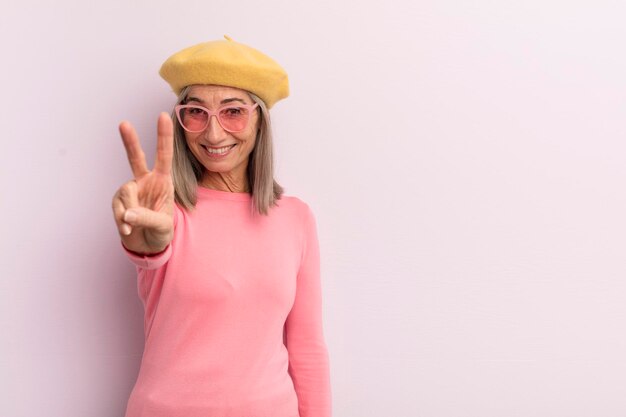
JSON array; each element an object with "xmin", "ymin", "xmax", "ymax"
[
  {"xmin": 218, "ymin": 106, "xmax": 251, "ymax": 132},
  {"xmin": 179, "ymin": 107, "xmax": 208, "ymax": 132}
]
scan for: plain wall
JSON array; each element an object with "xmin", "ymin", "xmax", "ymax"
[{"xmin": 1, "ymin": 0, "xmax": 625, "ymax": 416}]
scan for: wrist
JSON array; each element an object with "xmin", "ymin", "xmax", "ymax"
[{"xmin": 122, "ymin": 241, "xmax": 170, "ymax": 257}]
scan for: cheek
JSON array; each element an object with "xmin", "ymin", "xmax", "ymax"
[
  {"xmin": 184, "ymin": 134, "xmax": 204, "ymax": 158},
  {"xmin": 241, "ymin": 134, "xmax": 257, "ymax": 153},
  {"xmin": 238, "ymin": 127, "xmax": 258, "ymax": 148},
  {"xmin": 242, "ymin": 119, "xmax": 260, "ymax": 148},
  {"xmin": 184, "ymin": 132, "xmax": 201, "ymax": 147}
]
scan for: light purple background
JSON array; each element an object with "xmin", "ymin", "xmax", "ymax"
[{"xmin": 1, "ymin": 1, "xmax": 625, "ymax": 416}]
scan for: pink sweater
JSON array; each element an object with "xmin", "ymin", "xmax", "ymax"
[{"xmin": 121, "ymin": 186, "xmax": 332, "ymax": 417}]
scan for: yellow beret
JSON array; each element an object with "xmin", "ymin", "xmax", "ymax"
[{"xmin": 159, "ymin": 35, "xmax": 289, "ymax": 109}]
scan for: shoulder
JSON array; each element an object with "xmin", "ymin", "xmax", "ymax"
[
  {"xmin": 279, "ymin": 195, "xmax": 320, "ymax": 254},
  {"xmin": 172, "ymin": 202, "xmax": 185, "ymax": 228},
  {"xmin": 273, "ymin": 194, "xmax": 317, "ymax": 232},
  {"xmin": 275, "ymin": 193, "xmax": 315, "ymax": 221}
]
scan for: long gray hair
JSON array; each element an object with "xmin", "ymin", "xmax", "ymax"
[{"xmin": 169, "ymin": 85, "xmax": 284, "ymax": 216}]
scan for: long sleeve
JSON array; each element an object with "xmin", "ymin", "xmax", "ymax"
[
  {"xmin": 284, "ymin": 205, "xmax": 332, "ymax": 417},
  {"xmin": 122, "ymin": 189, "xmax": 329, "ymax": 417},
  {"xmin": 121, "ymin": 241, "xmax": 172, "ymax": 270}
]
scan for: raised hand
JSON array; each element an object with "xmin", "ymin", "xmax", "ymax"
[{"xmin": 112, "ymin": 112, "xmax": 175, "ymax": 255}]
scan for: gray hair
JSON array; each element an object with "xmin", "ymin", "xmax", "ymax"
[{"xmin": 169, "ymin": 85, "xmax": 284, "ymax": 217}]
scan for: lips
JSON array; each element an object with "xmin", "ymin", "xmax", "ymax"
[{"xmin": 201, "ymin": 143, "xmax": 236, "ymax": 157}]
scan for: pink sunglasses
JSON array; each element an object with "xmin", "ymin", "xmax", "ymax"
[{"xmin": 175, "ymin": 102, "xmax": 259, "ymax": 133}]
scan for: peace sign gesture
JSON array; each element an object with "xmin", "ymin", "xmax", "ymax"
[{"xmin": 112, "ymin": 112, "xmax": 175, "ymax": 255}]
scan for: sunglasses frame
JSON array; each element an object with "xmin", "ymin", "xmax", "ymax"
[{"xmin": 174, "ymin": 102, "xmax": 260, "ymax": 133}]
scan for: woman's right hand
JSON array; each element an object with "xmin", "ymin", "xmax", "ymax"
[{"xmin": 112, "ymin": 112, "xmax": 175, "ymax": 255}]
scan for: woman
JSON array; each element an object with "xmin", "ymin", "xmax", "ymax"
[{"xmin": 111, "ymin": 35, "xmax": 332, "ymax": 417}]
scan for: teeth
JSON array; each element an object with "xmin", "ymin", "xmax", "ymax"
[{"xmin": 206, "ymin": 144, "xmax": 234, "ymax": 154}]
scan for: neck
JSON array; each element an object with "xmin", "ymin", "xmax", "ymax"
[{"xmin": 200, "ymin": 171, "xmax": 249, "ymax": 193}]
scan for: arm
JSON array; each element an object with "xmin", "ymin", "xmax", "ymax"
[{"xmin": 284, "ymin": 205, "xmax": 332, "ymax": 417}]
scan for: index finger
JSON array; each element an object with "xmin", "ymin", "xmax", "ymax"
[
  {"xmin": 119, "ymin": 120, "xmax": 150, "ymax": 178},
  {"xmin": 154, "ymin": 112, "xmax": 174, "ymax": 175}
]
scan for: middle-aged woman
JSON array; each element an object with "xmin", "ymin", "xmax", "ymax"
[{"xmin": 111, "ymin": 35, "xmax": 332, "ymax": 417}]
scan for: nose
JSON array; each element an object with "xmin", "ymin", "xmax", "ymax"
[{"xmin": 204, "ymin": 114, "xmax": 229, "ymax": 144}]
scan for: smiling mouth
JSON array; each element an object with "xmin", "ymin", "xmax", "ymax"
[{"xmin": 202, "ymin": 144, "xmax": 236, "ymax": 155}]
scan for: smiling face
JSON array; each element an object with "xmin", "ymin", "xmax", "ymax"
[{"xmin": 181, "ymin": 84, "xmax": 260, "ymax": 192}]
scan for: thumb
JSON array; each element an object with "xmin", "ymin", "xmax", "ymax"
[{"xmin": 123, "ymin": 207, "xmax": 172, "ymax": 233}]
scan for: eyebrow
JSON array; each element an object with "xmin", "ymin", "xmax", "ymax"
[{"xmin": 186, "ymin": 96, "xmax": 248, "ymax": 105}]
